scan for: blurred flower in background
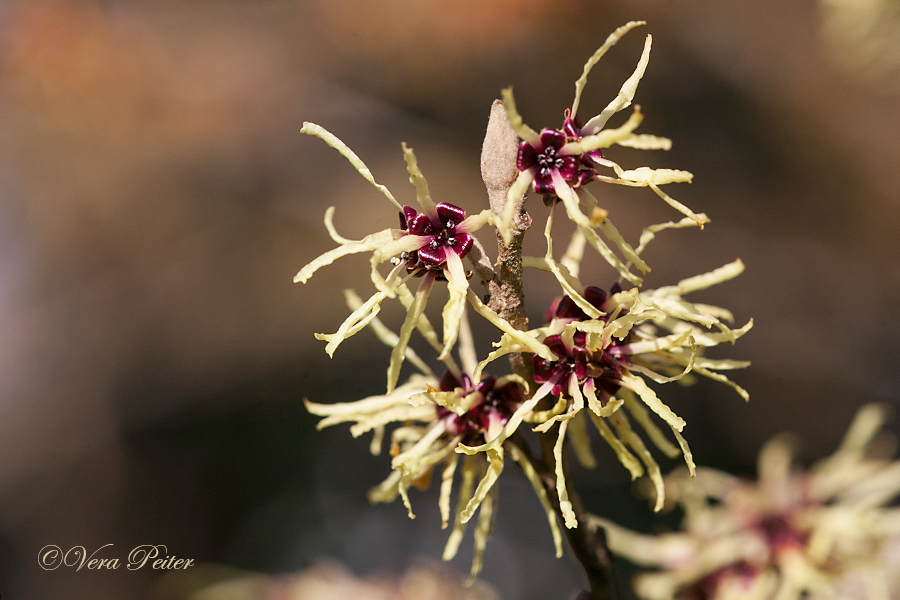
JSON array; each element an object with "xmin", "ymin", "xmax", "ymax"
[{"xmin": 595, "ymin": 404, "xmax": 900, "ymax": 600}]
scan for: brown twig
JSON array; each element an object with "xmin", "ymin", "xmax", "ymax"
[{"xmin": 478, "ymin": 100, "xmax": 618, "ymax": 599}]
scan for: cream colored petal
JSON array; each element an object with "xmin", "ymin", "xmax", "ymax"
[
  {"xmin": 589, "ymin": 515, "xmax": 695, "ymax": 567},
  {"xmin": 439, "ymin": 454, "xmax": 459, "ymax": 529},
  {"xmin": 552, "ymin": 171, "xmax": 642, "ymax": 285},
  {"xmin": 456, "ymin": 380, "xmax": 556, "ymax": 455},
  {"xmin": 391, "ymin": 420, "xmax": 448, "ymax": 471},
  {"xmin": 655, "ymin": 259, "xmax": 745, "ymax": 297},
  {"xmin": 635, "ymin": 214, "xmax": 710, "ymax": 256},
  {"xmin": 347, "ymin": 405, "xmax": 438, "ymax": 437},
  {"xmin": 500, "ymin": 87, "xmax": 540, "ymax": 143},
  {"xmin": 616, "ymin": 133, "xmax": 672, "ymax": 150},
  {"xmin": 524, "ymin": 395, "xmax": 568, "ymax": 423},
  {"xmin": 692, "ymin": 365, "xmax": 750, "ymax": 401},
  {"xmin": 455, "ymin": 209, "xmax": 493, "ymax": 234},
  {"xmin": 370, "ymin": 425, "xmax": 385, "ymax": 456},
  {"xmin": 387, "ymin": 276, "xmax": 434, "ymax": 393},
  {"xmin": 610, "ymin": 410, "xmax": 665, "ymax": 511},
  {"xmin": 468, "ymin": 486, "xmax": 497, "ymax": 584},
  {"xmin": 323, "ymin": 206, "xmax": 354, "ymax": 245},
  {"xmin": 561, "ymin": 228, "xmax": 587, "ymax": 278},
  {"xmin": 508, "ymin": 444, "xmax": 564, "ymax": 558},
  {"xmin": 648, "ymin": 181, "xmax": 705, "ymax": 228},
  {"xmin": 540, "ymin": 210, "xmax": 603, "ymax": 318},
  {"xmin": 620, "ymin": 371, "xmax": 686, "ymax": 432},
  {"xmin": 619, "ymin": 166, "xmax": 693, "ymax": 185},
  {"xmin": 563, "ymin": 107, "xmax": 643, "ymax": 153},
  {"xmin": 623, "ymin": 391, "xmax": 680, "ymax": 459},
  {"xmin": 401, "ymin": 142, "xmax": 437, "ymax": 217},
  {"xmin": 294, "ymin": 228, "xmax": 394, "ymax": 284},
  {"xmin": 554, "ymin": 419, "xmax": 579, "ymax": 529},
  {"xmin": 438, "ymin": 250, "xmax": 469, "ymax": 360},
  {"xmin": 319, "ymin": 289, "xmax": 391, "ymax": 357},
  {"xmin": 443, "ymin": 456, "xmax": 478, "ymax": 561},
  {"xmin": 466, "ymin": 289, "xmax": 556, "ymax": 361},
  {"xmin": 572, "ymin": 21, "xmax": 646, "ymax": 119},
  {"xmin": 342, "ymin": 289, "xmax": 434, "ymax": 378},
  {"xmin": 568, "ymin": 410, "xmax": 598, "ymax": 469},
  {"xmin": 457, "ymin": 307, "xmax": 479, "ymax": 378},
  {"xmin": 371, "ymin": 234, "xmax": 430, "ymax": 264},
  {"xmin": 584, "ymin": 379, "xmax": 625, "ymax": 418},
  {"xmin": 301, "ymin": 122, "xmax": 401, "ymax": 209},
  {"xmin": 589, "ymin": 412, "xmax": 643, "ymax": 479},
  {"xmin": 628, "ymin": 336, "xmax": 697, "ymax": 385},
  {"xmin": 460, "ymin": 447, "xmax": 504, "ymax": 524},
  {"xmin": 583, "ymin": 33, "xmax": 652, "ymax": 133},
  {"xmin": 591, "ymin": 209, "xmax": 651, "ymax": 274}
]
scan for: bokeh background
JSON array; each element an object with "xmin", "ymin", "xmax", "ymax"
[{"xmin": 1, "ymin": 0, "xmax": 900, "ymax": 598}]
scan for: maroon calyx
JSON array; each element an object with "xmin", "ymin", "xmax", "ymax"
[
  {"xmin": 437, "ymin": 371, "xmax": 523, "ymax": 446},
  {"xmin": 397, "ymin": 202, "xmax": 475, "ymax": 279}
]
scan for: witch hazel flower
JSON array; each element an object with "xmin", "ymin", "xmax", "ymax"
[
  {"xmin": 294, "ymin": 123, "xmax": 492, "ymax": 393},
  {"xmin": 304, "ymin": 296, "xmax": 561, "ymax": 581},
  {"xmin": 457, "ymin": 212, "xmax": 750, "ymax": 523},
  {"xmin": 594, "ymin": 404, "xmax": 900, "ymax": 600},
  {"xmin": 498, "ymin": 21, "xmax": 707, "ymax": 285}
]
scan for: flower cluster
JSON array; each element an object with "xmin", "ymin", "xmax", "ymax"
[
  {"xmin": 594, "ymin": 405, "xmax": 900, "ymax": 600},
  {"xmin": 305, "ymin": 294, "xmax": 559, "ymax": 580},
  {"xmin": 457, "ymin": 211, "xmax": 751, "ymax": 522},
  {"xmin": 297, "ymin": 22, "xmax": 752, "ymax": 585}
]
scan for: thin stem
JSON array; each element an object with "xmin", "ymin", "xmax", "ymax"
[{"xmin": 479, "ymin": 100, "xmax": 618, "ymax": 599}]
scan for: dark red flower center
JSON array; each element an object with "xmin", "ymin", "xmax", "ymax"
[
  {"xmin": 436, "ymin": 371, "xmax": 523, "ymax": 446},
  {"xmin": 397, "ymin": 202, "xmax": 474, "ymax": 278}
]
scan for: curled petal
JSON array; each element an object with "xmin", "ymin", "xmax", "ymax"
[
  {"xmin": 295, "ymin": 228, "xmax": 394, "ymax": 284},
  {"xmin": 500, "ymin": 87, "xmax": 540, "ymax": 144},
  {"xmin": 402, "ymin": 142, "xmax": 438, "ymax": 218},
  {"xmin": 508, "ymin": 444, "xmax": 564, "ymax": 558},
  {"xmin": 620, "ymin": 371, "xmax": 686, "ymax": 432},
  {"xmin": 387, "ymin": 276, "xmax": 435, "ymax": 393},
  {"xmin": 442, "ymin": 456, "xmax": 478, "ymax": 560},
  {"xmin": 460, "ymin": 447, "xmax": 504, "ymax": 524},
  {"xmin": 571, "ymin": 20, "xmax": 646, "ymax": 119},
  {"xmin": 583, "ymin": 32, "xmax": 653, "ymax": 133},
  {"xmin": 301, "ymin": 122, "xmax": 402, "ymax": 209}
]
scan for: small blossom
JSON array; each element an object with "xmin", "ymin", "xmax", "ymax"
[
  {"xmin": 295, "ymin": 123, "xmax": 492, "ymax": 393},
  {"xmin": 497, "ymin": 21, "xmax": 707, "ymax": 285},
  {"xmin": 394, "ymin": 202, "xmax": 475, "ymax": 278},
  {"xmin": 594, "ymin": 404, "xmax": 900, "ymax": 600}
]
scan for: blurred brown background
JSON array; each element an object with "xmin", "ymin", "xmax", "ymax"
[{"xmin": 1, "ymin": 0, "xmax": 899, "ymax": 598}]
